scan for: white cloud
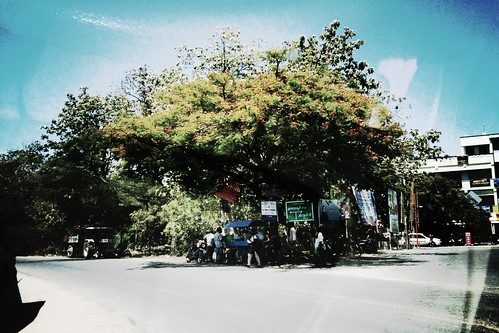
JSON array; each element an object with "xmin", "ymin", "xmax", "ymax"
[
  {"xmin": 378, "ymin": 60, "xmax": 460, "ymax": 155},
  {"xmin": 73, "ymin": 12, "xmax": 137, "ymax": 35},
  {"xmin": 378, "ymin": 58, "xmax": 417, "ymax": 98}
]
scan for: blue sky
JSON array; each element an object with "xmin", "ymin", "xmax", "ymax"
[{"xmin": 1, "ymin": 0, "xmax": 498, "ymax": 155}]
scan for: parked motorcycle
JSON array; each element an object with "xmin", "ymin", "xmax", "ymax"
[
  {"xmin": 358, "ymin": 237, "xmax": 377, "ymax": 254},
  {"xmin": 315, "ymin": 239, "xmax": 339, "ymax": 267},
  {"xmin": 186, "ymin": 240, "xmax": 208, "ymax": 264}
]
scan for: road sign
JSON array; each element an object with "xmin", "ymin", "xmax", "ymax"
[
  {"xmin": 261, "ymin": 201, "xmax": 278, "ymax": 223},
  {"xmin": 285, "ymin": 201, "xmax": 314, "ymax": 222},
  {"xmin": 261, "ymin": 201, "xmax": 277, "ymax": 216}
]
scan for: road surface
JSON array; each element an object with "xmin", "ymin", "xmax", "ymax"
[{"xmin": 16, "ymin": 246, "xmax": 499, "ymax": 333}]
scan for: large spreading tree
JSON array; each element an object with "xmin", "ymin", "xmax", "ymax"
[
  {"xmin": 106, "ymin": 22, "xmax": 440, "ymax": 203},
  {"xmin": 0, "ymin": 21, "xmax": 447, "ymax": 254}
]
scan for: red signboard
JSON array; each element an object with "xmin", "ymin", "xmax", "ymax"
[{"xmin": 214, "ymin": 183, "xmax": 241, "ymax": 203}]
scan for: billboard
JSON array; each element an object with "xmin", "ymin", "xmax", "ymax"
[
  {"xmin": 214, "ymin": 183, "xmax": 241, "ymax": 203},
  {"xmin": 388, "ymin": 188, "xmax": 399, "ymax": 233},
  {"xmin": 352, "ymin": 187, "xmax": 378, "ymax": 225},
  {"xmin": 285, "ymin": 201, "xmax": 314, "ymax": 222},
  {"xmin": 318, "ymin": 199, "xmax": 341, "ymax": 227}
]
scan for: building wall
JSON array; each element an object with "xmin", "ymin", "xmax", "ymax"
[{"xmin": 420, "ymin": 133, "xmax": 499, "ymax": 234}]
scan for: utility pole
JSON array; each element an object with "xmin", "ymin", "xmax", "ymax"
[
  {"xmin": 410, "ymin": 181, "xmax": 420, "ymax": 247},
  {"xmin": 409, "ymin": 181, "xmax": 417, "ymax": 248},
  {"xmin": 400, "ymin": 189, "xmax": 408, "ymax": 249}
]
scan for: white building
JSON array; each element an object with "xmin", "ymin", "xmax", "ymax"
[{"xmin": 419, "ymin": 133, "xmax": 499, "ymax": 235}]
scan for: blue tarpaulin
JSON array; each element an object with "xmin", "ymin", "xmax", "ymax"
[
  {"xmin": 225, "ymin": 240, "xmax": 249, "ymax": 248},
  {"xmin": 224, "ymin": 220, "xmax": 266, "ymax": 229}
]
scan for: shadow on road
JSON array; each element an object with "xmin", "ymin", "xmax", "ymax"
[
  {"xmin": 335, "ymin": 254, "xmax": 426, "ymax": 267},
  {"xmin": 136, "ymin": 261, "xmax": 199, "ymax": 269},
  {"xmin": 17, "ymin": 257, "xmax": 87, "ymax": 264},
  {"xmin": 136, "ymin": 252, "xmax": 428, "ymax": 270},
  {"xmin": 470, "ymin": 247, "xmax": 499, "ymax": 333}
]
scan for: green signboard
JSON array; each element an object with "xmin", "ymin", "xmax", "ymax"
[{"xmin": 285, "ymin": 201, "xmax": 314, "ymax": 222}]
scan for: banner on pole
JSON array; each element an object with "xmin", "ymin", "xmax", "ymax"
[
  {"xmin": 352, "ymin": 187, "xmax": 378, "ymax": 225},
  {"xmin": 318, "ymin": 199, "xmax": 342, "ymax": 228},
  {"xmin": 388, "ymin": 188, "xmax": 399, "ymax": 233}
]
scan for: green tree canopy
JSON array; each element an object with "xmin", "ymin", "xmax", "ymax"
[
  {"xmin": 109, "ymin": 71, "xmax": 403, "ymax": 199},
  {"xmin": 107, "ymin": 22, "xmax": 441, "ymax": 201},
  {"xmin": 415, "ymin": 173, "xmax": 490, "ymax": 241},
  {"xmin": 39, "ymin": 88, "xmax": 136, "ymax": 229},
  {"xmin": 0, "ymin": 21, "xmax": 446, "ymax": 255}
]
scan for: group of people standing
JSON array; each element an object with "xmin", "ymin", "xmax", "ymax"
[
  {"xmin": 190, "ymin": 223, "xmax": 377, "ymax": 267},
  {"xmin": 194, "ymin": 222, "xmax": 307, "ymax": 267},
  {"xmin": 201, "ymin": 227, "xmax": 225, "ymax": 264},
  {"xmin": 199, "ymin": 226, "xmax": 282, "ymax": 267}
]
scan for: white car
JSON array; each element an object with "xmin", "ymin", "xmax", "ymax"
[{"xmin": 408, "ymin": 233, "xmax": 441, "ymax": 247}]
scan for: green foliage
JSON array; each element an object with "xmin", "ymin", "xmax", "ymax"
[
  {"xmin": 176, "ymin": 27, "xmax": 261, "ymax": 79},
  {"xmin": 8, "ymin": 88, "xmax": 140, "ymax": 252},
  {"xmin": 292, "ymin": 20, "xmax": 379, "ymax": 94},
  {"xmin": 0, "ymin": 144, "xmax": 46, "ymax": 253},
  {"xmin": 1, "ymin": 22, "xmax": 447, "ymax": 255},
  {"xmin": 110, "ymin": 71, "xmax": 405, "ymax": 200},
  {"xmin": 28, "ymin": 200, "xmax": 67, "ymax": 253},
  {"xmin": 415, "ymin": 174, "xmax": 490, "ymax": 241},
  {"xmin": 120, "ymin": 181, "xmax": 169, "ymax": 249},
  {"xmin": 42, "ymin": 88, "xmax": 132, "ymax": 177},
  {"xmin": 107, "ymin": 22, "xmax": 442, "ymax": 204},
  {"xmin": 160, "ymin": 185, "xmax": 221, "ymax": 254}
]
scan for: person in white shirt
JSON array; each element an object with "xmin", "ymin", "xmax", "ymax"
[
  {"xmin": 314, "ymin": 229, "xmax": 324, "ymax": 254},
  {"xmin": 288, "ymin": 223, "xmax": 297, "ymax": 261},
  {"xmin": 288, "ymin": 224, "xmax": 297, "ymax": 243},
  {"xmin": 203, "ymin": 231, "xmax": 215, "ymax": 262},
  {"xmin": 246, "ymin": 229, "xmax": 261, "ymax": 267}
]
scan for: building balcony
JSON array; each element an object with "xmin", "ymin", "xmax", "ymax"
[
  {"xmin": 467, "ymin": 154, "xmax": 494, "ymax": 165},
  {"xmin": 419, "ymin": 154, "xmax": 494, "ymax": 173}
]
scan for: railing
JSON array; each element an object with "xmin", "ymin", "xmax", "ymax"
[
  {"xmin": 467, "ymin": 154, "xmax": 493, "ymax": 165},
  {"xmin": 420, "ymin": 154, "xmax": 494, "ymax": 172}
]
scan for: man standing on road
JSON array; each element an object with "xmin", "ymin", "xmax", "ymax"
[
  {"xmin": 203, "ymin": 230, "xmax": 215, "ymax": 262},
  {"xmin": 246, "ymin": 229, "xmax": 262, "ymax": 268},
  {"xmin": 314, "ymin": 228, "xmax": 326, "ymax": 267},
  {"xmin": 213, "ymin": 227, "xmax": 224, "ymax": 264},
  {"xmin": 288, "ymin": 223, "xmax": 297, "ymax": 261}
]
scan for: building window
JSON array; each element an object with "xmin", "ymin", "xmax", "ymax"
[
  {"xmin": 469, "ymin": 169, "xmax": 492, "ymax": 179},
  {"xmin": 464, "ymin": 144, "xmax": 490, "ymax": 155}
]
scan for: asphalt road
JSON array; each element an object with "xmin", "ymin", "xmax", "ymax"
[{"xmin": 16, "ymin": 246, "xmax": 499, "ymax": 333}]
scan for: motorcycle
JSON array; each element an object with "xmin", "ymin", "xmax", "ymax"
[
  {"xmin": 186, "ymin": 240, "xmax": 208, "ymax": 264},
  {"xmin": 358, "ymin": 237, "xmax": 377, "ymax": 254},
  {"xmin": 315, "ymin": 239, "xmax": 339, "ymax": 267},
  {"xmin": 362, "ymin": 226, "xmax": 379, "ymax": 253}
]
